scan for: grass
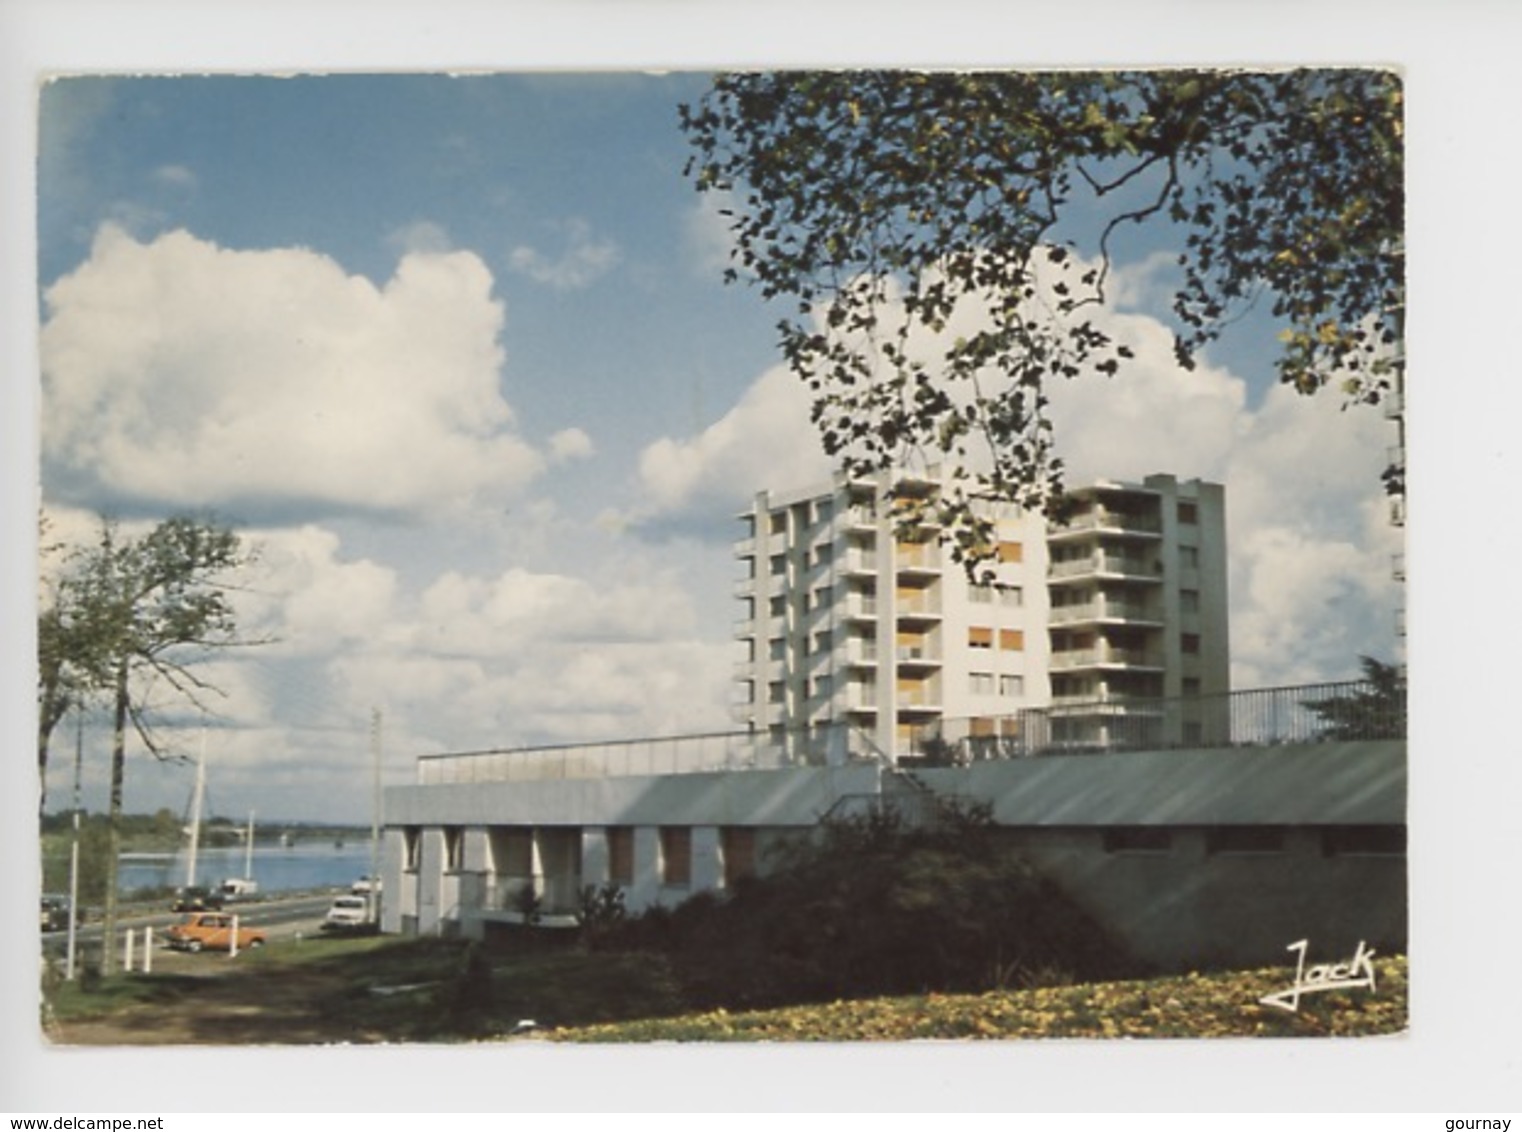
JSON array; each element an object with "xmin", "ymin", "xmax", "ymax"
[
  {"xmin": 41, "ymin": 932, "xmax": 1407, "ymax": 1045},
  {"xmin": 551, "ymin": 956, "xmax": 1409, "ymax": 1042}
]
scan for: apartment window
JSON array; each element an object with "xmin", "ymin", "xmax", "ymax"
[
  {"xmin": 969, "ymin": 626, "xmax": 993, "ymax": 649},
  {"xmin": 812, "ymin": 674, "xmax": 833, "ymax": 698},
  {"xmin": 721, "ymin": 827, "xmax": 758, "ymax": 887},
  {"xmin": 815, "ymin": 544, "xmax": 834, "ymax": 567},
  {"xmin": 770, "ymin": 554, "xmax": 786, "ymax": 576},
  {"xmin": 968, "ymin": 582, "xmax": 994, "ymax": 603},
  {"xmin": 998, "ymin": 585, "xmax": 1023, "ymax": 608},
  {"xmin": 768, "ymin": 681, "xmax": 785, "ymax": 704},
  {"xmin": 606, "ymin": 827, "xmax": 634, "ymax": 885},
  {"xmin": 1205, "ymin": 826, "xmax": 1287, "ymax": 856},
  {"xmin": 1322, "ymin": 825, "xmax": 1406, "ymax": 858},
  {"xmin": 813, "ymin": 585, "xmax": 833, "ymax": 609},
  {"xmin": 768, "ymin": 595, "xmax": 785, "ymax": 617},
  {"xmin": 1181, "ymin": 632, "xmax": 1201, "ymax": 655},
  {"xmin": 768, "ymin": 637, "xmax": 786, "ymax": 661},
  {"xmin": 403, "ymin": 826, "xmax": 421, "ymax": 872},
  {"xmin": 444, "ymin": 827, "xmax": 464, "ymax": 873},
  {"xmin": 769, "ymin": 512, "xmax": 786, "ymax": 535},
  {"xmin": 1180, "ymin": 589, "xmax": 1200, "ymax": 614},
  {"xmin": 1103, "ymin": 827, "xmax": 1171, "ymax": 855},
  {"xmin": 1000, "ymin": 674, "xmax": 1024, "ymax": 697},
  {"xmin": 1180, "ymin": 546, "xmax": 1200, "ymax": 569},
  {"xmin": 969, "ymin": 671, "xmax": 995, "ymax": 695},
  {"xmin": 660, "ymin": 827, "xmax": 692, "ymax": 887},
  {"xmin": 1178, "ymin": 500, "xmax": 1199, "ymax": 525},
  {"xmin": 815, "ymin": 499, "xmax": 834, "ymax": 523},
  {"xmin": 813, "ymin": 630, "xmax": 833, "ymax": 655},
  {"xmin": 999, "ymin": 628, "xmax": 1024, "ymax": 651},
  {"xmin": 997, "ymin": 540, "xmax": 1023, "ymax": 564}
]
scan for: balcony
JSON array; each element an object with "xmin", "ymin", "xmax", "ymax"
[
  {"xmin": 835, "ymin": 638, "xmax": 879, "ymax": 667},
  {"xmin": 1048, "ymin": 598, "xmax": 1161, "ymax": 626},
  {"xmin": 894, "ymin": 542, "xmax": 941, "ymax": 574},
  {"xmin": 844, "ymin": 595, "xmax": 879, "ymax": 621},
  {"xmin": 895, "ymin": 644, "xmax": 941, "ymax": 669},
  {"xmin": 840, "ymin": 548, "xmax": 880, "ymax": 575},
  {"xmin": 1048, "ymin": 508, "xmax": 1162, "ymax": 539},
  {"xmin": 1048, "ymin": 554, "xmax": 1163, "ymax": 582},
  {"xmin": 845, "ymin": 505, "xmax": 879, "ymax": 532},
  {"xmin": 894, "ymin": 590, "xmax": 942, "ymax": 621},
  {"xmin": 1049, "ymin": 645, "xmax": 1164, "ymax": 672}
]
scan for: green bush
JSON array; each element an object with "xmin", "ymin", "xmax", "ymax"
[{"xmin": 602, "ymin": 803, "xmax": 1137, "ymax": 1011}]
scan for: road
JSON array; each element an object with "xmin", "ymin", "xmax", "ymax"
[{"xmin": 41, "ymin": 891, "xmax": 344, "ymax": 964}]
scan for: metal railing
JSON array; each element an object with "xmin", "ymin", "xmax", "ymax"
[
  {"xmin": 905, "ymin": 679, "xmax": 1406, "ymax": 764},
  {"xmin": 417, "ymin": 721, "xmax": 885, "ymax": 785},
  {"xmin": 416, "ymin": 681, "xmax": 1404, "ymax": 785}
]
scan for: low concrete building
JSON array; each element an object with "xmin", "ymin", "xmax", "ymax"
[{"xmin": 382, "ymin": 702, "xmax": 1405, "ymax": 972}]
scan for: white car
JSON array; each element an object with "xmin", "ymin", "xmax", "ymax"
[
  {"xmin": 350, "ymin": 875, "xmax": 383, "ymax": 895},
  {"xmin": 321, "ymin": 895, "xmax": 373, "ymax": 933}
]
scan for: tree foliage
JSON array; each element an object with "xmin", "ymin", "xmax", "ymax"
[
  {"xmin": 1303, "ymin": 656, "xmax": 1406, "ymax": 740},
  {"xmin": 681, "ymin": 70, "xmax": 1404, "ymax": 566},
  {"xmin": 603, "ymin": 803, "xmax": 1133, "ymax": 1010},
  {"xmin": 40, "ymin": 515, "xmax": 258, "ymax": 971}
]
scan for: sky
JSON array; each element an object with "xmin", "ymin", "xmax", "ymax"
[{"xmin": 27, "ymin": 69, "xmax": 1411, "ymax": 825}]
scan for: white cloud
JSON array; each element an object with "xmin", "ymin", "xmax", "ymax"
[
  {"xmin": 236, "ymin": 525, "xmax": 400, "ymax": 658},
  {"xmin": 151, "ymin": 164, "xmax": 197, "ymax": 191},
  {"xmin": 635, "ymin": 364, "xmax": 832, "ymax": 524},
  {"xmin": 508, "ymin": 217, "xmax": 619, "ymax": 290},
  {"xmin": 548, "ymin": 426, "xmax": 594, "ymax": 463},
  {"xmin": 684, "ymin": 191, "xmax": 738, "ymax": 275},
  {"xmin": 1046, "ymin": 310, "xmax": 1248, "ymax": 485},
  {"xmin": 386, "ymin": 219, "xmax": 453, "ymax": 255},
  {"xmin": 40, "ymin": 225, "xmax": 543, "ymax": 519}
]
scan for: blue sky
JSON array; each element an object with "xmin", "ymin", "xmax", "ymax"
[{"xmin": 30, "ymin": 70, "xmax": 1411, "ymax": 824}]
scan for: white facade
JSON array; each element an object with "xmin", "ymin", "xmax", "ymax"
[{"xmin": 730, "ymin": 471, "xmax": 1228, "ymax": 759}]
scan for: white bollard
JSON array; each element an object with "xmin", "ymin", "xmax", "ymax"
[
  {"xmin": 123, "ymin": 929, "xmax": 134, "ymax": 973},
  {"xmin": 229, "ymin": 913, "xmax": 239, "ymax": 959},
  {"xmin": 142, "ymin": 927, "xmax": 153, "ymax": 974}
]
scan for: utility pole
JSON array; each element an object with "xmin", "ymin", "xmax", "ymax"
[
  {"xmin": 65, "ymin": 705, "xmax": 83, "ymax": 981},
  {"xmin": 369, "ymin": 708, "xmax": 382, "ymax": 924}
]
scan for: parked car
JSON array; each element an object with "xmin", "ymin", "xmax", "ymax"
[
  {"xmin": 171, "ymin": 885, "xmax": 225, "ymax": 913},
  {"xmin": 321, "ymin": 895, "xmax": 374, "ymax": 934},
  {"xmin": 350, "ymin": 875, "xmax": 382, "ymax": 895},
  {"xmin": 163, "ymin": 912, "xmax": 266, "ymax": 953},
  {"xmin": 217, "ymin": 878, "xmax": 260, "ymax": 903},
  {"xmin": 40, "ymin": 895, "xmax": 74, "ymax": 933}
]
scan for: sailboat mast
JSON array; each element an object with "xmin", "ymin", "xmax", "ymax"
[
  {"xmin": 186, "ymin": 725, "xmax": 206, "ymax": 889},
  {"xmin": 244, "ymin": 809, "xmax": 256, "ymax": 881}
]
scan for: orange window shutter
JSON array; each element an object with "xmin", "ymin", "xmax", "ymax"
[
  {"xmin": 969, "ymin": 626, "xmax": 993, "ymax": 647},
  {"xmin": 998, "ymin": 541, "xmax": 1023, "ymax": 563},
  {"xmin": 1000, "ymin": 629, "xmax": 1024, "ymax": 650}
]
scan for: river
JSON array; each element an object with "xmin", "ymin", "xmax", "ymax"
[{"xmin": 116, "ymin": 841, "xmax": 380, "ymax": 896}]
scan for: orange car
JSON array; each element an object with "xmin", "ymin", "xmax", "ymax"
[{"xmin": 163, "ymin": 912, "xmax": 266, "ymax": 953}]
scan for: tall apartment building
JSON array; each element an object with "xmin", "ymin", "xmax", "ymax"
[{"xmin": 731, "ymin": 470, "xmax": 1228, "ymax": 761}]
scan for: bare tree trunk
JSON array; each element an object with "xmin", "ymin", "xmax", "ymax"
[{"xmin": 100, "ymin": 661, "xmax": 128, "ymax": 977}]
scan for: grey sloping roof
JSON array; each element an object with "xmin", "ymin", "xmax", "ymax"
[
  {"xmin": 386, "ymin": 741, "xmax": 1405, "ymax": 830},
  {"xmin": 918, "ymin": 741, "xmax": 1406, "ymax": 826}
]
